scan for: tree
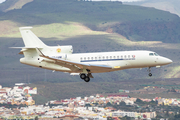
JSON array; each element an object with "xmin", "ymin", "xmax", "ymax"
[
  {"xmin": 85, "ymin": 103, "xmax": 91, "ymax": 107},
  {"xmin": 174, "ymin": 114, "xmax": 180, "ymax": 119},
  {"xmin": 135, "ymin": 98, "xmax": 145, "ymax": 106},
  {"xmin": 171, "ymin": 87, "xmax": 176, "ymax": 92},
  {"xmin": 136, "ymin": 98, "xmax": 143, "ymax": 103},
  {"xmin": 120, "ymin": 101, "xmax": 126, "ymax": 106},
  {"xmin": 156, "ymin": 114, "xmax": 163, "ymax": 119},
  {"xmin": 121, "ymin": 115, "xmax": 132, "ymax": 120},
  {"xmin": 107, "ymin": 117, "xmax": 114, "ymax": 120},
  {"xmin": 149, "ymin": 100, "xmax": 157, "ymax": 106},
  {"xmin": 165, "ymin": 110, "xmax": 169, "ymax": 117},
  {"xmin": 35, "ymin": 116, "xmax": 38, "ymax": 120},
  {"xmin": 106, "ymin": 102, "xmax": 112, "ymax": 107}
]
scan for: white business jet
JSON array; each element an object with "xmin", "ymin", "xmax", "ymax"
[{"xmin": 11, "ymin": 27, "xmax": 172, "ymax": 82}]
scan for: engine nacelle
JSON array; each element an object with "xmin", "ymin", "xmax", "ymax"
[
  {"xmin": 44, "ymin": 45, "xmax": 73, "ymax": 55},
  {"xmin": 56, "ymin": 45, "xmax": 73, "ymax": 54}
]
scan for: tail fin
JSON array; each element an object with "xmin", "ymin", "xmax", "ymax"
[{"xmin": 19, "ymin": 27, "xmax": 47, "ymax": 48}]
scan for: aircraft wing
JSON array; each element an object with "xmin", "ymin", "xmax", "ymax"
[
  {"xmin": 10, "ymin": 47, "xmax": 43, "ymax": 54},
  {"xmin": 44, "ymin": 56, "xmax": 112, "ymax": 70},
  {"xmin": 36, "ymin": 48, "xmax": 112, "ymax": 72}
]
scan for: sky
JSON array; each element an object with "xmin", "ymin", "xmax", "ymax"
[
  {"xmin": 89, "ymin": 0, "xmax": 145, "ymax": 2},
  {"xmin": 0, "ymin": 0, "xmax": 5, "ymax": 3},
  {"xmin": 0, "ymin": 0, "xmax": 147, "ymax": 3}
]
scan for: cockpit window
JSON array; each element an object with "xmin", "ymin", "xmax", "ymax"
[
  {"xmin": 149, "ymin": 53, "xmax": 154, "ymax": 56},
  {"xmin": 154, "ymin": 53, "xmax": 159, "ymax": 56},
  {"xmin": 149, "ymin": 53, "xmax": 159, "ymax": 56}
]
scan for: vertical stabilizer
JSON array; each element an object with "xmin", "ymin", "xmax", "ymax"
[{"xmin": 19, "ymin": 27, "xmax": 47, "ymax": 48}]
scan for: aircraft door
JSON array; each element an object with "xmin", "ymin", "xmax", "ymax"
[
  {"xmin": 65, "ymin": 54, "xmax": 67, "ymax": 60},
  {"xmin": 61, "ymin": 54, "xmax": 67, "ymax": 60}
]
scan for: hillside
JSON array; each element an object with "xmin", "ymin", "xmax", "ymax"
[
  {"xmin": 0, "ymin": 0, "xmax": 180, "ymax": 42},
  {"xmin": 31, "ymin": 78, "xmax": 180, "ymax": 104},
  {"xmin": 0, "ymin": 0, "xmax": 179, "ymax": 82},
  {"xmin": 0, "ymin": 0, "xmax": 180, "ymax": 103},
  {"xmin": 125, "ymin": 0, "xmax": 180, "ymax": 17},
  {"xmin": 0, "ymin": 0, "xmax": 33, "ymax": 12},
  {"xmin": 1, "ymin": 0, "xmax": 180, "ymax": 43}
]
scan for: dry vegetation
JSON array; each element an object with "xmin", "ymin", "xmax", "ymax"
[
  {"xmin": 4, "ymin": 0, "xmax": 33, "ymax": 12},
  {"xmin": 0, "ymin": 0, "xmax": 180, "ymax": 104}
]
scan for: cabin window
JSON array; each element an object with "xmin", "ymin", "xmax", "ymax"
[
  {"xmin": 117, "ymin": 56, "xmax": 119, "ymax": 59},
  {"xmin": 88, "ymin": 57, "xmax": 90, "ymax": 60},
  {"xmin": 99, "ymin": 57, "xmax": 101, "ymax": 60},
  {"xmin": 95, "ymin": 57, "xmax": 97, "ymax": 60},
  {"xmin": 91, "ymin": 57, "xmax": 93, "ymax": 60},
  {"xmin": 106, "ymin": 56, "xmax": 108, "ymax": 59},
  {"xmin": 103, "ymin": 56, "xmax": 105, "ymax": 59},
  {"xmin": 124, "ymin": 55, "xmax": 126, "ymax": 58},
  {"xmin": 149, "ymin": 53, "xmax": 154, "ymax": 56},
  {"xmin": 114, "ymin": 56, "xmax": 116, "ymax": 59},
  {"xmin": 128, "ymin": 55, "xmax": 130, "ymax": 58},
  {"xmin": 81, "ymin": 57, "xmax": 82, "ymax": 60},
  {"xmin": 110, "ymin": 56, "xmax": 112, "ymax": 59},
  {"xmin": 84, "ymin": 57, "xmax": 86, "ymax": 60}
]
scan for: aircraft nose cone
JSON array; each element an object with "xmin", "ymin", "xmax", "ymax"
[
  {"xmin": 163, "ymin": 58, "xmax": 173, "ymax": 65},
  {"xmin": 158, "ymin": 57, "xmax": 172, "ymax": 65},
  {"xmin": 167, "ymin": 59, "xmax": 173, "ymax": 64}
]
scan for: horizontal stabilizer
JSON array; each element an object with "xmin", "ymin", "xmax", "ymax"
[{"xmin": 9, "ymin": 47, "xmax": 43, "ymax": 49}]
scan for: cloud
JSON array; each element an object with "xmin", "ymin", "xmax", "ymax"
[
  {"xmin": 0, "ymin": 0, "xmax": 147, "ymax": 3},
  {"xmin": 0, "ymin": 0, "xmax": 6, "ymax": 3},
  {"xmin": 90, "ymin": 0, "xmax": 146, "ymax": 2},
  {"xmin": 120, "ymin": 0, "xmax": 145, "ymax": 2}
]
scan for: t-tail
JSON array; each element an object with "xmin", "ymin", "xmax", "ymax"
[
  {"xmin": 10, "ymin": 27, "xmax": 73, "ymax": 55},
  {"xmin": 19, "ymin": 27, "xmax": 47, "ymax": 48},
  {"xmin": 11, "ymin": 27, "xmax": 73, "ymax": 70}
]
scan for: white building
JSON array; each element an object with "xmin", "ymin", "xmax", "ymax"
[{"xmin": 112, "ymin": 111, "xmax": 135, "ymax": 117}]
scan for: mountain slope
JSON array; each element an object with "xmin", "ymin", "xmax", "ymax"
[
  {"xmin": 0, "ymin": 0, "xmax": 180, "ymax": 43},
  {"xmin": 125, "ymin": 0, "xmax": 180, "ymax": 17},
  {"xmin": 0, "ymin": 0, "xmax": 33, "ymax": 12},
  {"xmin": 0, "ymin": 0, "xmax": 179, "ymax": 85},
  {"xmin": 0, "ymin": 0, "xmax": 180, "ymax": 103}
]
